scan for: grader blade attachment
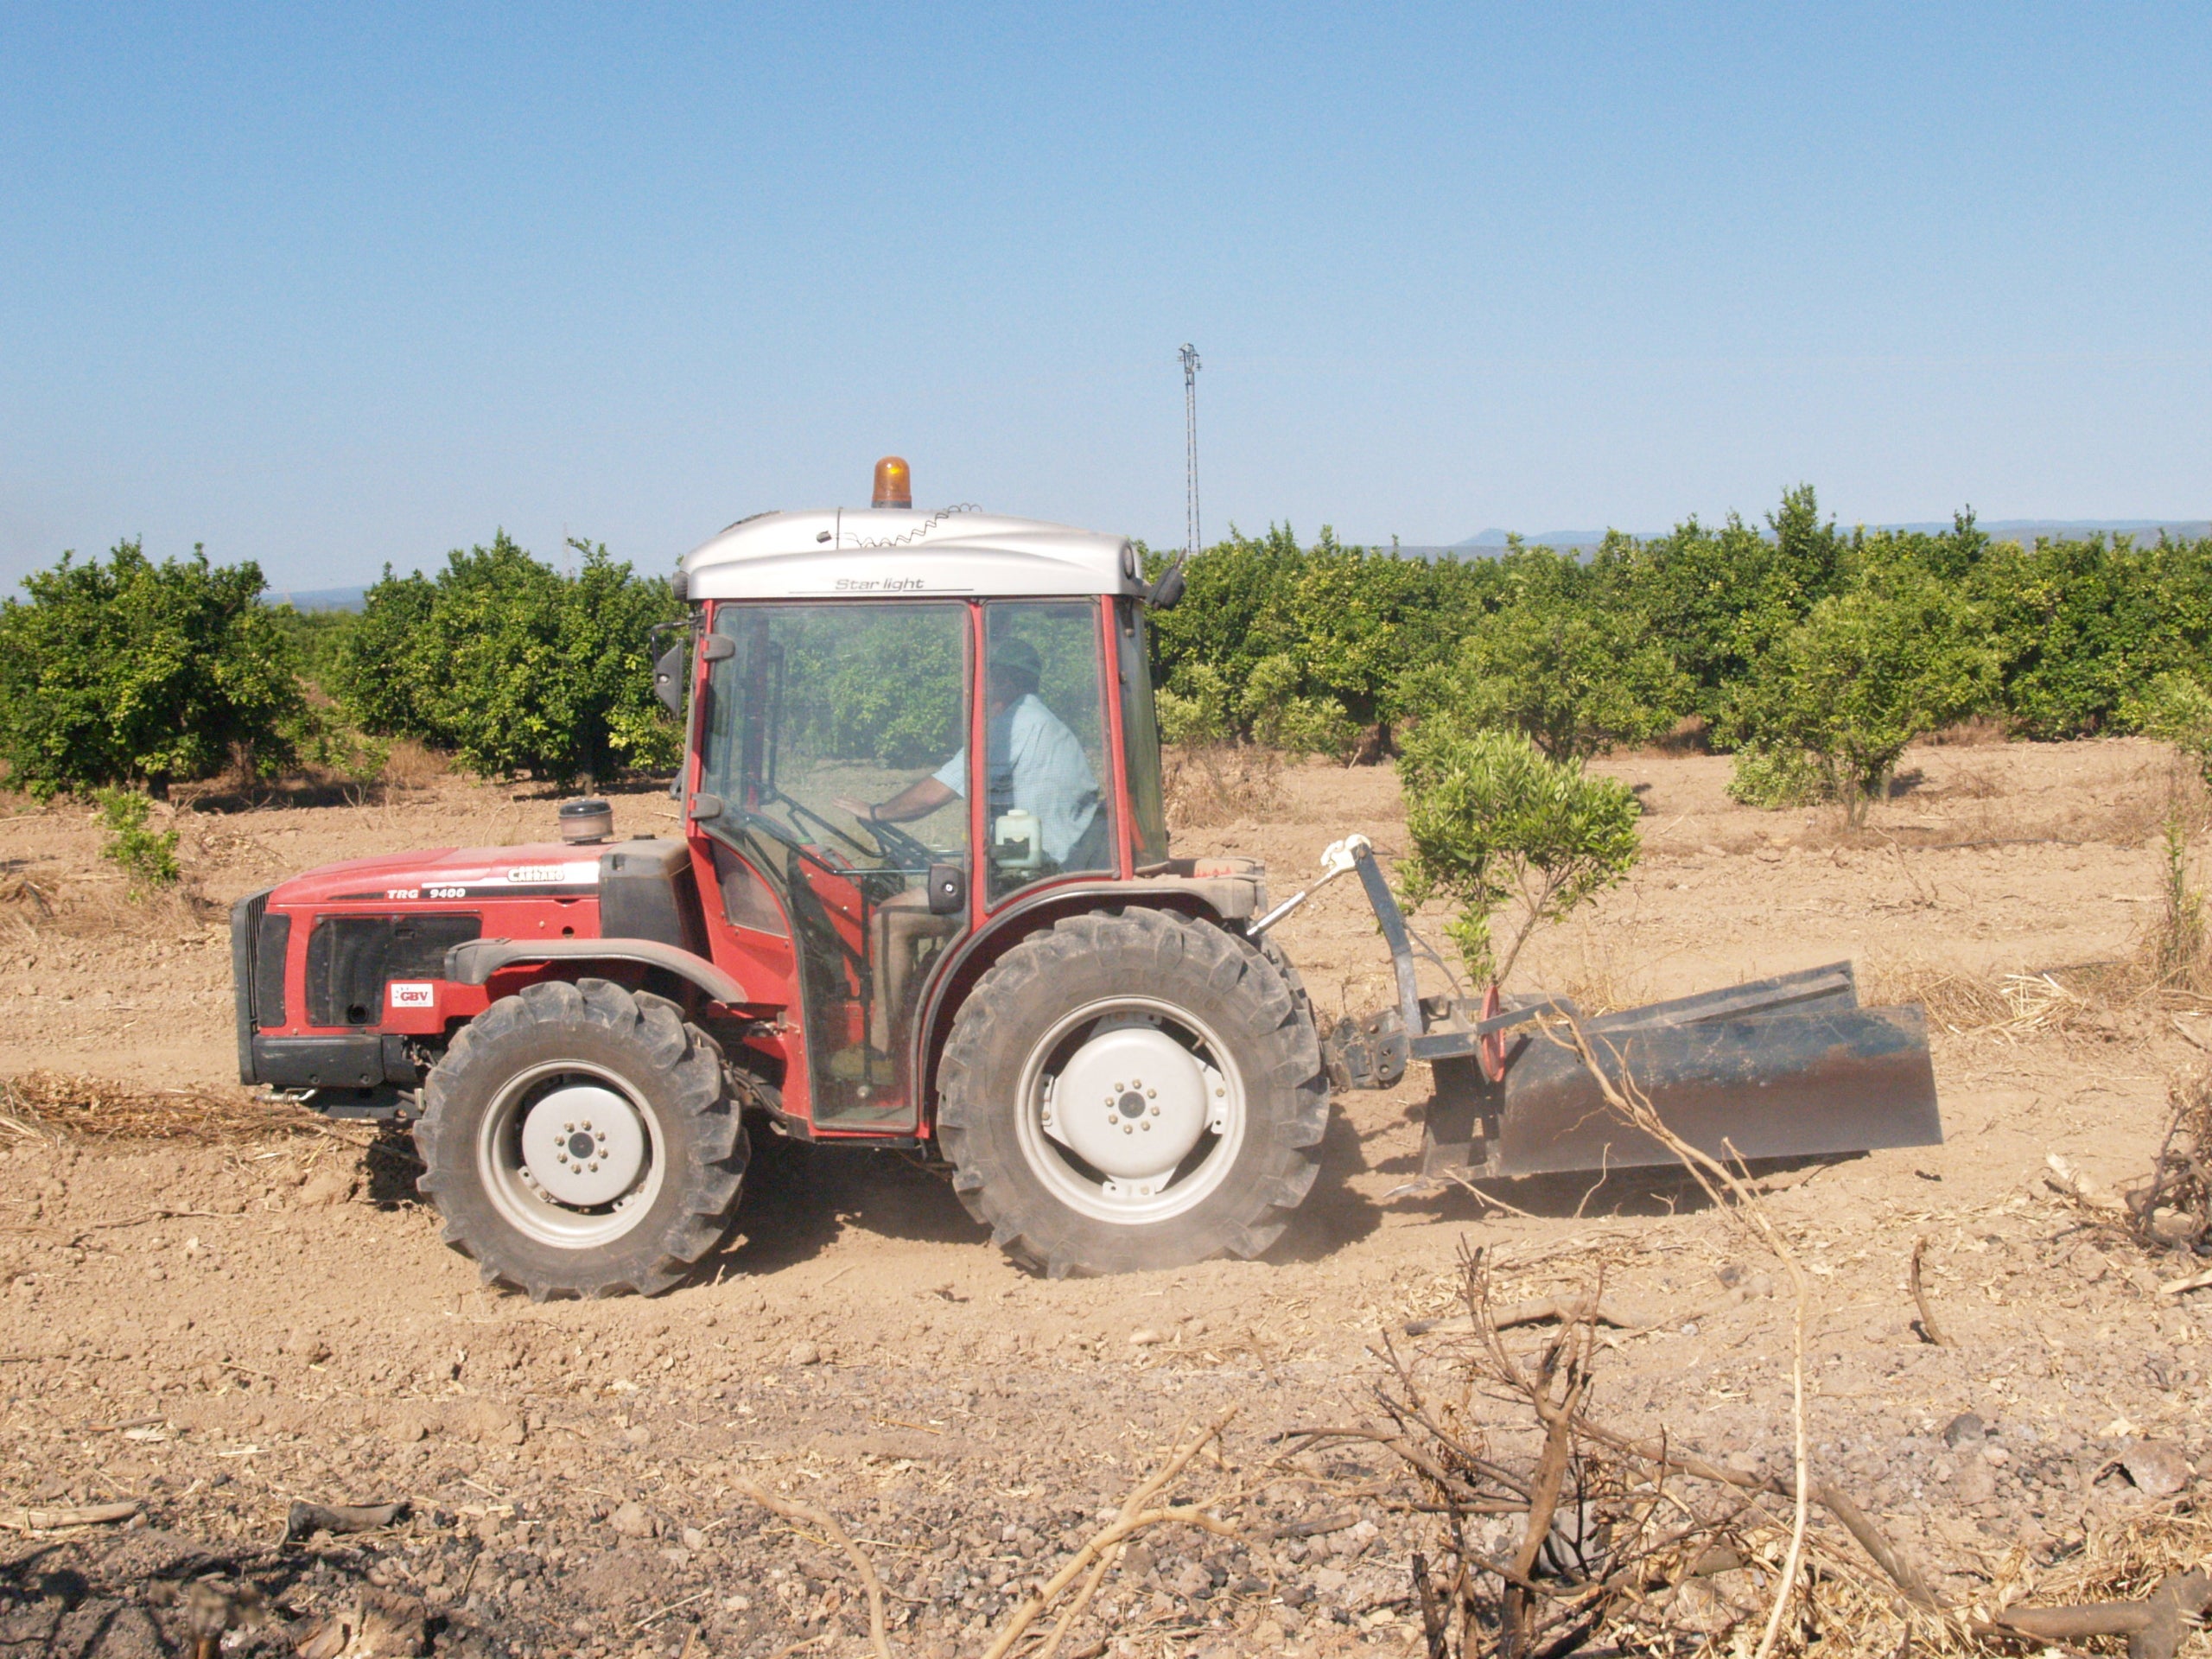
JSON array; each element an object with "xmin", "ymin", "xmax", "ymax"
[
  {"xmin": 1316, "ymin": 843, "xmax": 1942, "ymax": 1181},
  {"xmin": 1414, "ymin": 966, "xmax": 1942, "ymax": 1179}
]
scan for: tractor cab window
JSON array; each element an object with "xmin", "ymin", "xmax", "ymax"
[
  {"xmin": 981, "ymin": 601, "xmax": 1116, "ymax": 903},
  {"xmin": 698, "ymin": 601, "xmax": 970, "ymax": 1128}
]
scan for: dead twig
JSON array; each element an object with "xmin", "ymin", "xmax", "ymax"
[
  {"xmin": 1414, "ymin": 1550, "xmax": 1450, "ymax": 1659},
  {"xmin": 630, "ymin": 1590, "xmax": 712, "ymax": 1634},
  {"xmin": 983, "ymin": 1409, "xmax": 1241, "ymax": 1659},
  {"xmin": 732, "ymin": 1482, "xmax": 895, "ymax": 1659},
  {"xmin": 1984, "ymin": 1568, "xmax": 2212, "ymax": 1659},
  {"xmin": 284, "ymin": 1500, "xmax": 405, "ymax": 1541},
  {"xmin": 1909, "ymin": 1235, "xmax": 1949, "ymax": 1346},
  {"xmin": 1541, "ymin": 1013, "xmax": 1818, "ymax": 1659},
  {"xmin": 2, "ymin": 1500, "xmax": 140, "ymax": 1530}
]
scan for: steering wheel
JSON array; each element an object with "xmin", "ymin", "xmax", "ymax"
[
  {"xmin": 861, "ymin": 815, "xmax": 939, "ymax": 870},
  {"xmin": 755, "ymin": 783, "xmax": 878, "ymax": 858}
]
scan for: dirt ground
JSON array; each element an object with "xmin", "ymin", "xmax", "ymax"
[{"xmin": 4, "ymin": 738, "xmax": 2211, "ymax": 1658}]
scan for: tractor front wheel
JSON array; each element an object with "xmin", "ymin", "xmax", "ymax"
[
  {"xmin": 414, "ymin": 978, "xmax": 748, "ymax": 1300},
  {"xmin": 937, "ymin": 908, "xmax": 1329, "ymax": 1276}
]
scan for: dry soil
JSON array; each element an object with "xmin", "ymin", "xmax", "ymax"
[{"xmin": 3, "ymin": 739, "xmax": 2209, "ymax": 1658}]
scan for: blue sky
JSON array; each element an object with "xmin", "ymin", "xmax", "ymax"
[{"xmin": 2, "ymin": 3, "xmax": 2207, "ymax": 591}]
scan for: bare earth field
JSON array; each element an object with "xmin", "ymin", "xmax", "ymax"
[{"xmin": 3, "ymin": 738, "xmax": 2209, "ymax": 1658}]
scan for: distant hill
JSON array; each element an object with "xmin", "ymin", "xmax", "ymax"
[
  {"xmin": 267, "ymin": 585, "xmax": 368, "ymax": 612},
  {"xmin": 1453, "ymin": 527, "xmax": 1611, "ymax": 550}
]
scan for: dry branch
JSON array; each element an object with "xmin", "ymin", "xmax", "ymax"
[
  {"xmin": 1539, "ymin": 1013, "xmax": 1817, "ymax": 1659},
  {"xmin": 1, "ymin": 1500, "xmax": 140, "ymax": 1531},
  {"xmin": 284, "ymin": 1500, "xmax": 404, "ymax": 1541},
  {"xmin": 981, "ymin": 1409, "xmax": 1240, "ymax": 1659},
  {"xmin": 0, "ymin": 1071, "xmax": 329, "ymax": 1143},
  {"xmin": 1909, "ymin": 1235, "xmax": 1949, "ymax": 1346},
  {"xmin": 1986, "ymin": 1569, "xmax": 2212, "ymax": 1659},
  {"xmin": 732, "ymin": 1481, "xmax": 895, "ymax": 1659},
  {"xmin": 1406, "ymin": 1297, "xmax": 1645, "ymax": 1337}
]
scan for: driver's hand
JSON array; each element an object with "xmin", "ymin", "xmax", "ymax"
[{"xmin": 833, "ymin": 796, "xmax": 875, "ymax": 823}]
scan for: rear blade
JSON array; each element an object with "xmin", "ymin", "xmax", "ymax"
[{"xmin": 1421, "ymin": 982, "xmax": 1942, "ymax": 1179}]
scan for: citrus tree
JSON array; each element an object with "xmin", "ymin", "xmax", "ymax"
[
  {"xmin": 335, "ymin": 534, "xmax": 682, "ymax": 785},
  {"xmin": 1398, "ymin": 547, "xmax": 1690, "ymax": 761},
  {"xmin": 1395, "ymin": 722, "xmax": 1643, "ymax": 987},
  {"xmin": 0, "ymin": 540, "xmax": 303, "ymax": 798},
  {"xmin": 1719, "ymin": 568, "xmax": 1997, "ymax": 823}
]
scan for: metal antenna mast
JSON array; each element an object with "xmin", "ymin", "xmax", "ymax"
[{"xmin": 1179, "ymin": 343, "xmax": 1201, "ymax": 560}]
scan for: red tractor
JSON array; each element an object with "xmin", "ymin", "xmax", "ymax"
[{"xmin": 232, "ymin": 462, "xmax": 1940, "ymax": 1297}]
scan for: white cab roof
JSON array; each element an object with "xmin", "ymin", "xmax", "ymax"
[{"xmin": 681, "ymin": 507, "xmax": 1144, "ymax": 601}]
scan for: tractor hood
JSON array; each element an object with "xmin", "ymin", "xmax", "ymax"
[{"xmin": 269, "ymin": 842, "xmax": 606, "ymax": 907}]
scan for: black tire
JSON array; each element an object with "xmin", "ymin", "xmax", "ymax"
[
  {"xmin": 414, "ymin": 978, "xmax": 748, "ymax": 1300},
  {"xmin": 936, "ymin": 907, "xmax": 1329, "ymax": 1277}
]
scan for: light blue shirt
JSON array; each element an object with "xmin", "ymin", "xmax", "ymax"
[{"xmin": 933, "ymin": 693, "xmax": 1102, "ymax": 864}]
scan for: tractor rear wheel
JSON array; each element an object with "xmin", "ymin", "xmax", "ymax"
[
  {"xmin": 937, "ymin": 907, "xmax": 1329, "ymax": 1276},
  {"xmin": 414, "ymin": 978, "xmax": 748, "ymax": 1300}
]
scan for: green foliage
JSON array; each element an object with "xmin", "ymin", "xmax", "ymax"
[
  {"xmin": 94, "ymin": 788, "xmax": 180, "ymax": 889},
  {"xmin": 1724, "ymin": 746, "xmax": 1826, "ymax": 810},
  {"xmin": 1970, "ymin": 534, "xmax": 2212, "ymax": 739},
  {"xmin": 1395, "ymin": 723, "xmax": 1643, "ymax": 986},
  {"xmin": 266, "ymin": 605, "xmax": 356, "ymax": 696},
  {"xmin": 2132, "ymin": 671, "xmax": 2212, "ymax": 788},
  {"xmin": 1155, "ymin": 663, "xmax": 1235, "ymax": 747},
  {"xmin": 1719, "ymin": 569, "xmax": 1999, "ymax": 824},
  {"xmin": 1147, "ymin": 525, "xmax": 1497, "ymax": 755},
  {"xmin": 1242, "ymin": 653, "xmax": 1358, "ymax": 756},
  {"xmin": 1400, "ymin": 546, "xmax": 1691, "ymax": 760},
  {"xmin": 333, "ymin": 534, "xmax": 683, "ymax": 785},
  {"xmin": 0, "ymin": 541, "xmax": 305, "ymax": 798},
  {"xmin": 1610, "ymin": 485, "xmax": 1852, "ymax": 721}
]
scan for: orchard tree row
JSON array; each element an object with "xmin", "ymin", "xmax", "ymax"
[
  {"xmin": 0, "ymin": 534, "xmax": 677, "ymax": 798},
  {"xmin": 1149, "ymin": 486, "xmax": 2212, "ymax": 821},
  {"xmin": 3, "ymin": 488, "xmax": 2209, "ymax": 823}
]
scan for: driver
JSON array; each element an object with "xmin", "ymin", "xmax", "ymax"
[
  {"xmin": 840, "ymin": 639, "xmax": 1103, "ymax": 862},
  {"xmin": 836, "ymin": 638, "xmax": 1105, "ymax": 1053}
]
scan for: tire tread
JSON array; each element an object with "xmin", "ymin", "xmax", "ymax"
[
  {"xmin": 938, "ymin": 909, "xmax": 1329, "ymax": 1277},
  {"xmin": 414, "ymin": 976, "xmax": 747, "ymax": 1300}
]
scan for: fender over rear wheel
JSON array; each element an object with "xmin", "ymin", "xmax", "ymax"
[
  {"xmin": 936, "ymin": 907, "xmax": 1329, "ymax": 1277},
  {"xmin": 414, "ymin": 978, "xmax": 748, "ymax": 1300}
]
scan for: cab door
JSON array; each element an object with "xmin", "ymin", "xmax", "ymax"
[{"xmin": 694, "ymin": 599, "xmax": 973, "ymax": 1131}]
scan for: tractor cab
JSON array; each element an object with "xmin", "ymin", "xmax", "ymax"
[{"xmin": 677, "ymin": 504, "xmax": 1172, "ymax": 1134}]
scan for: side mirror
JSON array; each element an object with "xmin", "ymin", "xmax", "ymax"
[
  {"xmin": 925, "ymin": 862, "xmax": 967, "ymax": 916},
  {"xmin": 652, "ymin": 643, "xmax": 689, "ymax": 715},
  {"xmin": 1147, "ymin": 555, "xmax": 1187, "ymax": 610}
]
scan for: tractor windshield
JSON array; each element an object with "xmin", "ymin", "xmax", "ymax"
[
  {"xmin": 700, "ymin": 602, "xmax": 971, "ymax": 865},
  {"xmin": 698, "ymin": 601, "xmax": 971, "ymax": 1128}
]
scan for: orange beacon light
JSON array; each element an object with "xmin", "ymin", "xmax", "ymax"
[{"xmin": 872, "ymin": 455, "xmax": 912, "ymax": 509}]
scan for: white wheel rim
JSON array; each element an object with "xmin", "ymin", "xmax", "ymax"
[
  {"xmin": 477, "ymin": 1060, "xmax": 665, "ymax": 1249},
  {"xmin": 1014, "ymin": 996, "xmax": 1248, "ymax": 1226}
]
